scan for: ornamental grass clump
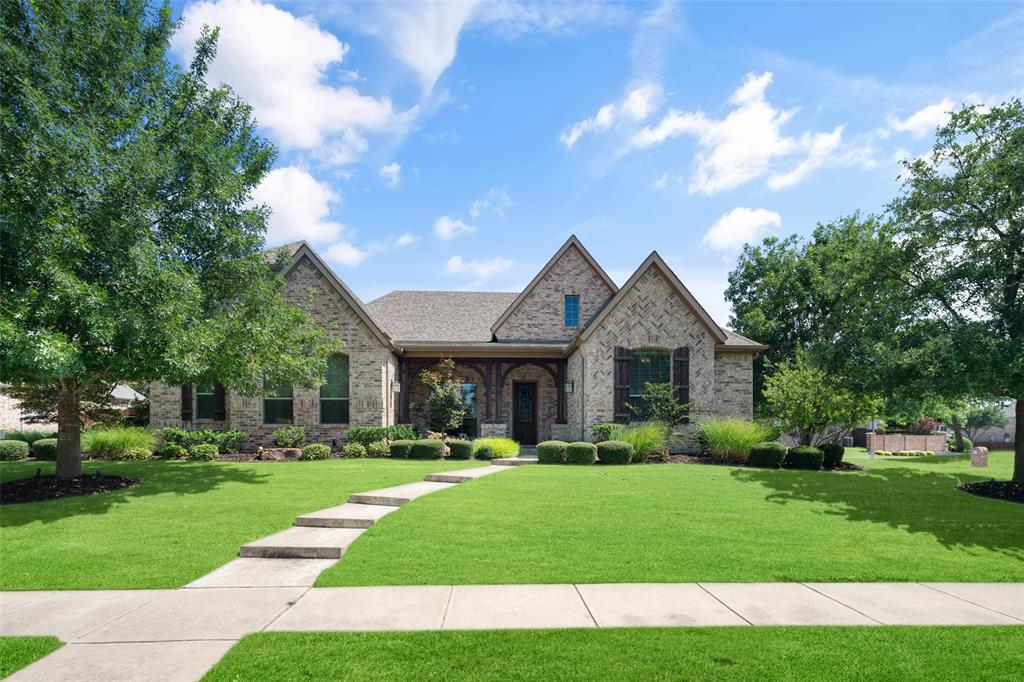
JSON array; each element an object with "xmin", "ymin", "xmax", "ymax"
[
  {"xmin": 696, "ymin": 419, "xmax": 772, "ymax": 464},
  {"xmin": 82, "ymin": 426, "xmax": 157, "ymax": 459},
  {"xmin": 473, "ymin": 438, "xmax": 519, "ymax": 459},
  {"xmin": 3, "ymin": 429, "xmax": 56, "ymax": 445},
  {"xmin": 621, "ymin": 422, "xmax": 669, "ymax": 462}
]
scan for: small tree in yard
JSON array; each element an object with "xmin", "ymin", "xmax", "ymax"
[
  {"xmin": 962, "ymin": 401, "xmax": 1010, "ymax": 443},
  {"xmin": 0, "ymin": 1, "xmax": 337, "ymax": 478},
  {"xmin": 764, "ymin": 353, "xmax": 880, "ymax": 446},
  {"xmin": 629, "ymin": 382, "xmax": 690, "ymax": 431},
  {"xmin": 419, "ymin": 358, "xmax": 465, "ymax": 434}
]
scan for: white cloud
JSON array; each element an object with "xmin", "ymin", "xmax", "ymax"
[
  {"xmin": 250, "ymin": 166, "xmax": 343, "ymax": 244},
  {"xmin": 325, "ymin": 241, "xmax": 372, "ymax": 266},
  {"xmin": 445, "ymin": 255, "xmax": 513, "ymax": 283},
  {"xmin": 172, "ymin": 0, "xmax": 416, "ymax": 164},
  {"xmin": 767, "ymin": 127, "xmax": 844, "ymax": 189},
  {"xmin": 886, "ymin": 98, "xmax": 956, "ymax": 138},
  {"xmin": 561, "ymin": 83, "xmax": 663, "ymax": 148},
  {"xmin": 702, "ymin": 208, "xmax": 781, "ymax": 251},
  {"xmin": 433, "ymin": 215, "xmax": 476, "ymax": 240},
  {"xmin": 473, "ymin": 1, "xmax": 630, "ymax": 39},
  {"xmin": 468, "ymin": 188, "xmax": 513, "ymax": 218},
  {"xmin": 379, "ymin": 162, "xmax": 402, "ymax": 188},
  {"xmin": 395, "ymin": 232, "xmax": 419, "ymax": 247}
]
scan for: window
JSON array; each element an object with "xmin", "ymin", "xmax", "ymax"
[
  {"xmin": 320, "ymin": 353, "xmax": 350, "ymax": 424},
  {"xmin": 461, "ymin": 383, "xmax": 478, "ymax": 437},
  {"xmin": 629, "ymin": 348, "xmax": 670, "ymax": 411},
  {"xmin": 195, "ymin": 384, "xmax": 215, "ymax": 420},
  {"xmin": 263, "ymin": 381, "xmax": 294, "ymax": 425},
  {"xmin": 564, "ymin": 294, "xmax": 580, "ymax": 328}
]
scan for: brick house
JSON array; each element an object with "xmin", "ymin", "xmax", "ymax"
[{"xmin": 150, "ymin": 236, "xmax": 766, "ymax": 451}]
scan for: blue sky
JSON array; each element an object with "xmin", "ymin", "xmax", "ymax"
[{"xmin": 168, "ymin": 0, "xmax": 1023, "ymax": 323}]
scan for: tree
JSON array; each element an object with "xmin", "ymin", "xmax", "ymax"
[
  {"xmin": 628, "ymin": 382, "xmax": 690, "ymax": 431},
  {"xmin": 418, "ymin": 358, "xmax": 465, "ymax": 434},
  {"xmin": 962, "ymin": 401, "xmax": 1010, "ymax": 443},
  {"xmin": 763, "ymin": 353, "xmax": 881, "ymax": 446},
  {"xmin": 0, "ymin": 1, "xmax": 337, "ymax": 478}
]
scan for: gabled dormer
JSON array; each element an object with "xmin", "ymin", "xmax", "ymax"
[{"xmin": 491, "ymin": 235, "xmax": 617, "ymax": 342}]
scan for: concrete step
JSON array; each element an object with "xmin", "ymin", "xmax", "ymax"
[
  {"xmin": 240, "ymin": 526, "xmax": 365, "ymax": 559},
  {"xmin": 424, "ymin": 465, "xmax": 510, "ymax": 483},
  {"xmin": 348, "ymin": 480, "xmax": 456, "ymax": 507},
  {"xmin": 295, "ymin": 503, "xmax": 398, "ymax": 529},
  {"xmin": 491, "ymin": 457, "xmax": 537, "ymax": 466}
]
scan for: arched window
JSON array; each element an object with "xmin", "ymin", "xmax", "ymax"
[
  {"xmin": 629, "ymin": 348, "xmax": 670, "ymax": 411},
  {"xmin": 320, "ymin": 353, "xmax": 350, "ymax": 424}
]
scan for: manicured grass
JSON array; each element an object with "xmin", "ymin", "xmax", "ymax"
[
  {"xmin": 319, "ymin": 451, "xmax": 1024, "ymax": 586},
  {"xmin": 0, "ymin": 637, "xmax": 61, "ymax": 679},
  {"xmin": 0, "ymin": 458, "xmax": 481, "ymax": 590},
  {"xmin": 203, "ymin": 627, "xmax": 1024, "ymax": 681}
]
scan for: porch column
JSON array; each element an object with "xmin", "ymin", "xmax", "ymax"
[
  {"xmin": 494, "ymin": 360, "xmax": 502, "ymax": 422},
  {"xmin": 399, "ymin": 359, "xmax": 411, "ymax": 423},
  {"xmin": 556, "ymin": 359, "xmax": 567, "ymax": 424}
]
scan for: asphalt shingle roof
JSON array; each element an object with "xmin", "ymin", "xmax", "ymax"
[{"xmin": 366, "ymin": 291, "xmax": 520, "ymax": 343}]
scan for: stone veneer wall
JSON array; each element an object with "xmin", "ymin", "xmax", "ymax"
[
  {"xmin": 500, "ymin": 364, "xmax": 558, "ymax": 443},
  {"xmin": 712, "ymin": 352, "xmax": 754, "ymax": 420},
  {"xmin": 495, "ymin": 244, "xmax": 614, "ymax": 342}
]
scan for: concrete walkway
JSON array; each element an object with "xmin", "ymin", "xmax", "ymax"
[{"xmin": 2, "ymin": 582, "xmax": 1021, "ymax": 680}]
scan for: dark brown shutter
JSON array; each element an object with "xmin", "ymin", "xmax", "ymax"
[
  {"xmin": 613, "ymin": 346, "xmax": 630, "ymax": 423},
  {"xmin": 180, "ymin": 385, "xmax": 193, "ymax": 422},
  {"xmin": 213, "ymin": 383, "xmax": 226, "ymax": 421},
  {"xmin": 673, "ymin": 347, "xmax": 690, "ymax": 424}
]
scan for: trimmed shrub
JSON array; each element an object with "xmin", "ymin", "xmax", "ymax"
[
  {"xmin": 473, "ymin": 443, "xmax": 496, "ymax": 460},
  {"xmin": 820, "ymin": 442, "xmax": 845, "ymax": 469},
  {"xmin": 0, "ymin": 439, "xmax": 31, "ymax": 460},
  {"xmin": 947, "ymin": 434, "xmax": 973, "ymax": 453},
  {"xmin": 537, "ymin": 440, "xmax": 568, "ymax": 464},
  {"xmin": 4, "ymin": 429, "xmax": 56, "ymax": 445},
  {"xmin": 188, "ymin": 443, "xmax": 219, "ymax": 461},
  {"xmin": 216, "ymin": 430, "xmax": 247, "ymax": 454},
  {"xmin": 473, "ymin": 438, "xmax": 519, "ymax": 459},
  {"xmin": 119, "ymin": 446, "xmax": 153, "ymax": 460},
  {"xmin": 448, "ymin": 440, "xmax": 473, "ymax": 460},
  {"xmin": 784, "ymin": 446, "xmax": 824, "ymax": 470},
  {"xmin": 591, "ymin": 423, "xmax": 626, "ymax": 443},
  {"xmin": 83, "ymin": 426, "xmax": 156, "ymax": 459},
  {"xmin": 341, "ymin": 442, "xmax": 367, "ymax": 459},
  {"xmin": 874, "ymin": 450, "xmax": 891, "ymax": 457},
  {"xmin": 598, "ymin": 440, "xmax": 633, "ymax": 465},
  {"xmin": 160, "ymin": 442, "xmax": 187, "ymax": 459},
  {"xmin": 158, "ymin": 428, "xmax": 248, "ymax": 453},
  {"xmin": 621, "ymin": 422, "xmax": 669, "ymax": 462},
  {"xmin": 367, "ymin": 441, "xmax": 390, "ymax": 458},
  {"xmin": 696, "ymin": 419, "xmax": 772, "ymax": 464},
  {"xmin": 348, "ymin": 425, "xmax": 420, "ymax": 446},
  {"xmin": 565, "ymin": 441, "xmax": 597, "ymax": 465},
  {"xmin": 31, "ymin": 438, "xmax": 59, "ymax": 460},
  {"xmin": 411, "ymin": 439, "xmax": 445, "ymax": 460},
  {"xmin": 389, "ymin": 440, "xmax": 416, "ymax": 458},
  {"xmin": 925, "ymin": 450, "xmax": 936, "ymax": 456},
  {"xmin": 748, "ymin": 441, "xmax": 787, "ymax": 468},
  {"xmin": 301, "ymin": 444, "xmax": 331, "ymax": 460},
  {"xmin": 273, "ymin": 425, "xmax": 305, "ymax": 447}
]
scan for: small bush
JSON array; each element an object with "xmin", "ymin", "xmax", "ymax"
[
  {"xmin": 118, "ymin": 446, "xmax": 153, "ymax": 460},
  {"xmin": 411, "ymin": 439, "xmax": 445, "ymax": 460},
  {"xmin": 160, "ymin": 442, "xmax": 187, "ymax": 459},
  {"xmin": 347, "ymin": 425, "xmax": 420, "ymax": 447},
  {"xmin": 473, "ymin": 443, "xmax": 495, "ymax": 460},
  {"xmin": 448, "ymin": 440, "xmax": 473, "ymax": 459},
  {"xmin": 597, "ymin": 440, "xmax": 633, "ymax": 465},
  {"xmin": 83, "ymin": 426, "xmax": 157, "ymax": 458},
  {"xmin": 31, "ymin": 438, "xmax": 59, "ymax": 460},
  {"xmin": 565, "ymin": 441, "xmax": 597, "ymax": 465},
  {"xmin": 341, "ymin": 442, "xmax": 366, "ymax": 459},
  {"xmin": 591, "ymin": 423, "xmax": 626, "ymax": 443},
  {"xmin": 4, "ymin": 429, "xmax": 56, "ymax": 444},
  {"xmin": 621, "ymin": 422, "xmax": 669, "ymax": 462},
  {"xmin": 784, "ymin": 446, "xmax": 824, "ymax": 470},
  {"xmin": 158, "ymin": 427, "xmax": 247, "ymax": 453},
  {"xmin": 820, "ymin": 442, "xmax": 845, "ymax": 469},
  {"xmin": 748, "ymin": 441, "xmax": 787, "ymax": 468},
  {"xmin": 696, "ymin": 419, "xmax": 772, "ymax": 463},
  {"xmin": 389, "ymin": 440, "xmax": 415, "ymax": 458},
  {"xmin": 188, "ymin": 443, "xmax": 219, "ymax": 461},
  {"xmin": 925, "ymin": 450, "xmax": 935, "ymax": 456},
  {"xmin": 537, "ymin": 440, "xmax": 567, "ymax": 464},
  {"xmin": 367, "ymin": 441, "xmax": 390, "ymax": 458},
  {"xmin": 0, "ymin": 439, "xmax": 31, "ymax": 460},
  {"xmin": 301, "ymin": 444, "xmax": 331, "ymax": 460},
  {"xmin": 874, "ymin": 450, "xmax": 891, "ymax": 456},
  {"xmin": 216, "ymin": 429, "xmax": 247, "ymax": 454},
  {"xmin": 473, "ymin": 438, "xmax": 519, "ymax": 459},
  {"xmin": 273, "ymin": 425, "xmax": 305, "ymax": 447}
]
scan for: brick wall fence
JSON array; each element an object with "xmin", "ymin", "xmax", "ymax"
[{"xmin": 866, "ymin": 433, "xmax": 948, "ymax": 452}]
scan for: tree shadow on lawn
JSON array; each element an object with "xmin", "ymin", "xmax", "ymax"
[
  {"xmin": 731, "ymin": 464, "xmax": 1024, "ymax": 559},
  {"xmin": 0, "ymin": 461, "xmax": 271, "ymax": 527}
]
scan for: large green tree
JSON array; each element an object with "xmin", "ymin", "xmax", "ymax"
[{"xmin": 0, "ymin": 1, "xmax": 337, "ymax": 478}]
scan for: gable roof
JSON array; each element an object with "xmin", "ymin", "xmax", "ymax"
[
  {"xmin": 279, "ymin": 242, "xmax": 397, "ymax": 351},
  {"xmin": 367, "ymin": 291, "xmax": 519, "ymax": 343},
  {"xmin": 490, "ymin": 235, "xmax": 617, "ymax": 335},
  {"xmin": 576, "ymin": 251, "xmax": 730, "ymax": 345}
]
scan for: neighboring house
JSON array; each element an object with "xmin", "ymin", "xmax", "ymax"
[
  {"xmin": 0, "ymin": 383, "xmax": 144, "ymax": 434},
  {"xmin": 150, "ymin": 236, "xmax": 766, "ymax": 451},
  {"xmin": 971, "ymin": 402, "xmax": 1017, "ymax": 448}
]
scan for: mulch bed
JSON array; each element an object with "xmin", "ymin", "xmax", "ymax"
[
  {"xmin": 958, "ymin": 480, "xmax": 1024, "ymax": 504},
  {"xmin": 1, "ymin": 471, "xmax": 141, "ymax": 504}
]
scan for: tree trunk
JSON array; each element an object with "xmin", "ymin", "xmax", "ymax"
[
  {"xmin": 950, "ymin": 413, "xmax": 965, "ymax": 452},
  {"xmin": 1014, "ymin": 398, "xmax": 1023, "ymax": 483},
  {"xmin": 56, "ymin": 379, "xmax": 82, "ymax": 479}
]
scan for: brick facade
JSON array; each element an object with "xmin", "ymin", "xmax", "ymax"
[{"xmin": 713, "ymin": 352, "xmax": 754, "ymax": 419}]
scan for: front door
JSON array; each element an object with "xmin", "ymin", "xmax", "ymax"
[{"xmin": 513, "ymin": 382, "xmax": 538, "ymax": 445}]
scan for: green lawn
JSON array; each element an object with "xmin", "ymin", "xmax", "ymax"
[
  {"xmin": 0, "ymin": 458, "xmax": 481, "ymax": 590},
  {"xmin": 0, "ymin": 637, "xmax": 61, "ymax": 679},
  {"xmin": 318, "ymin": 451, "xmax": 1024, "ymax": 586},
  {"xmin": 203, "ymin": 627, "xmax": 1024, "ymax": 681}
]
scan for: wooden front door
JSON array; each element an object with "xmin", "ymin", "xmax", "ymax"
[{"xmin": 513, "ymin": 382, "xmax": 538, "ymax": 445}]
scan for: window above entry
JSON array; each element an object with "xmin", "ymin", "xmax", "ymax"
[{"xmin": 564, "ymin": 294, "xmax": 580, "ymax": 328}]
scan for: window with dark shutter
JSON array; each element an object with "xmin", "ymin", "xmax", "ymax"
[
  {"xmin": 180, "ymin": 384, "xmax": 193, "ymax": 422},
  {"xmin": 319, "ymin": 353, "xmax": 350, "ymax": 424},
  {"xmin": 213, "ymin": 383, "xmax": 226, "ymax": 421},
  {"xmin": 673, "ymin": 347, "xmax": 690, "ymax": 424},
  {"xmin": 195, "ymin": 384, "xmax": 215, "ymax": 420},
  {"xmin": 613, "ymin": 346, "xmax": 631, "ymax": 422},
  {"xmin": 629, "ymin": 348, "xmax": 671, "ymax": 412}
]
